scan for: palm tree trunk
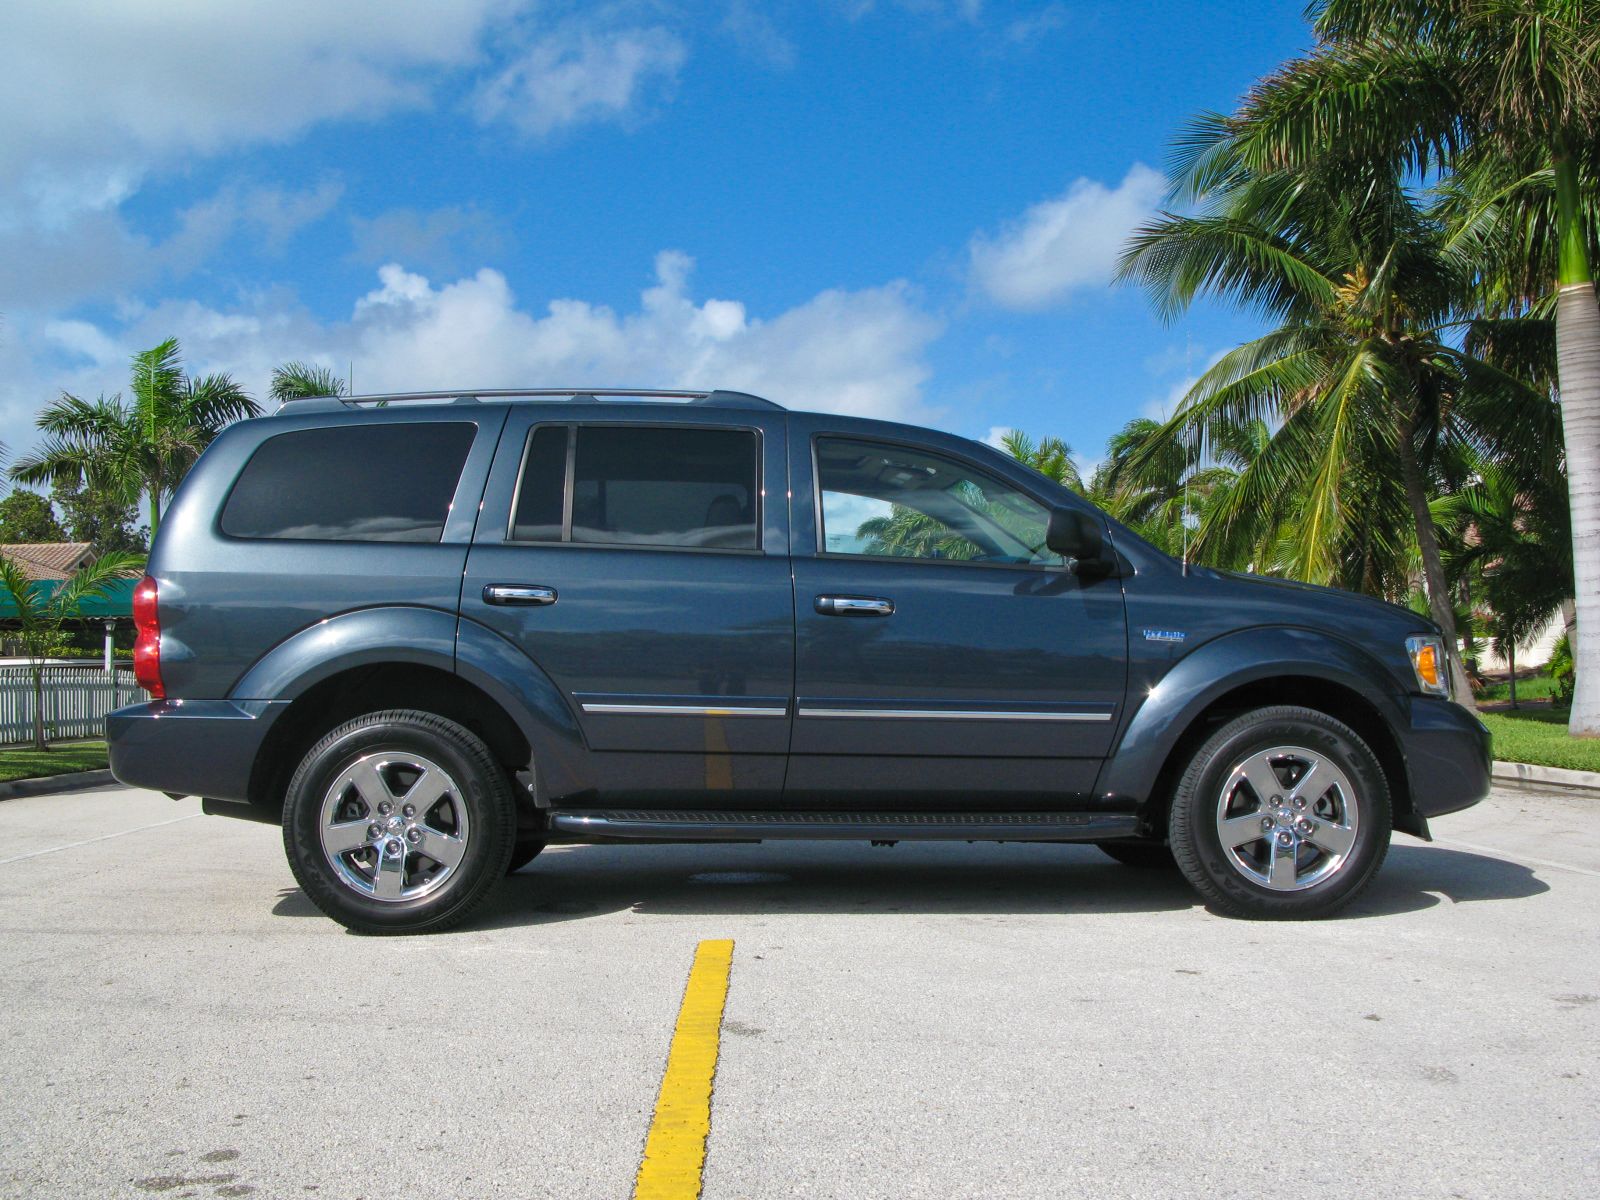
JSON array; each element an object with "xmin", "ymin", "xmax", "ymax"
[
  {"xmin": 147, "ymin": 489, "xmax": 161, "ymax": 543},
  {"xmin": 1396, "ymin": 427, "xmax": 1476, "ymax": 708},
  {"xmin": 1553, "ymin": 150, "xmax": 1600, "ymax": 736},
  {"xmin": 1508, "ymin": 640, "xmax": 1517, "ymax": 709},
  {"xmin": 1561, "ymin": 597, "xmax": 1577, "ymax": 652},
  {"xmin": 31, "ymin": 664, "xmax": 46, "ymax": 751}
]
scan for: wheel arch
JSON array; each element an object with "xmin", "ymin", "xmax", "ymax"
[
  {"xmin": 237, "ymin": 607, "xmax": 590, "ymax": 821},
  {"xmin": 1098, "ymin": 628, "xmax": 1420, "ymax": 838}
]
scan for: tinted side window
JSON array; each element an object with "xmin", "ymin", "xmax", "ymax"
[
  {"xmin": 816, "ymin": 436, "xmax": 1063, "ymax": 567},
  {"xmin": 571, "ymin": 427, "xmax": 758, "ymax": 549},
  {"xmin": 509, "ymin": 425, "xmax": 569, "ymax": 542},
  {"xmin": 221, "ymin": 423, "xmax": 476, "ymax": 543}
]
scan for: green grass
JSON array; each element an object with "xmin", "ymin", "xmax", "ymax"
[
  {"xmin": 1476, "ymin": 673, "xmax": 1559, "ymax": 704},
  {"xmin": 1479, "ymin": 709, "xmax": 1600, "ymax": 773},
  {"xmin": 0, "ymin": 740, "xmax": 109, "ymax": 784}
]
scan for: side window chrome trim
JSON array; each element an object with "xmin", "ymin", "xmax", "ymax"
[{"xmin": 795, "ymin": 707, "xmax": 1114, "ymax": 722}]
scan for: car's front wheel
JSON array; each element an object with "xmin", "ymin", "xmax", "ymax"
[
  {"xmin": 282, "ymin": 710, "xmax": 515, "ymax": 934},
  {"xmin": 1168, "ymin": 705, "xmax": 1391, "ymax": 919}
]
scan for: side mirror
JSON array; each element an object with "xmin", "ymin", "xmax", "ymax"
[{"xmin": 1046, "ymin": 507, "xmax": 1111, "ymax": 573}]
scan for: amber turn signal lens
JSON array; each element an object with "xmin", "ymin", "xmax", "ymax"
[
  {"xmin": 1405, "ymin": 634, "xmax": 1449, "ymax": 697},
  {"xmin": 1413, "ymin": 642, "xmax": 1440, "ymax": 687}
]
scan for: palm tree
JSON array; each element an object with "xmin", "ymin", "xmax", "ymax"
[
  {"xmin": 11, "ymin": 339, "xmax": 258, "ymax": 540},
  {"xmin": 1214, "ymin": 0, "xmax": 1600, "ymax": 730},
  {"xmin": 1118, "ymin": 149, "xmax": 1552, "ymax": 704},
  {"xmin": 998, "ymin": 430, "xmax": 1085, "ymax": 491},
  {"xmin": 855, "ymin": 506, "xmax": 985, "ymax": 561},
  {"xmin": 1436, "ymin": 455, "xmax": 1574, "ymax": 706},
  {"xmin": 270, "ymin": 362, "xmax": 348, "ymax": 404},
  {"xmin": 0, "ymin": 551, "xmax": 144, "ymax": 749}
]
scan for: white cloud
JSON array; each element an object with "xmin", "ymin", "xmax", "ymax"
[
  {"xmin": 335, "ymin": 252, "xmax": 939, "ymax": 417},
  {"xmin": 1, "ymin": 2, "xmax": 698, "ymax": 227},
  {"xmin": 348, "ymin": 205, "xmax": 509, "ymax": 275},
  {"xmin": 0, "ymin": 1, "xmax": 517, "ymax": 225},
  {"xmin": 1004, "ymin": 4, "xmax": 1069, "ymax": 45},
  {"xmin": 472, "ymin": 23, "xmax": 687, "ymax": 137},
  {"xmin": 0, "ymin": 252, "xmax": 944, "ymax": 456},
  {"xmin": 0, "ymin": 180, "xmax": 343, "ymax": 310},
  {"xmin": 164, "ymin": 181, "xmax": 346, "ymax": 269},
  {"xmin": 967, "ymin": 163, "xmax": 1166, "ymax": 310},
  {"xmin": 722, "ymin": 1, "xmax": 796, "ymax": 67}
]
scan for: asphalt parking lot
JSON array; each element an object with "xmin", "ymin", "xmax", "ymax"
[{"xmin": 1, "ymin": 784, "xmax": 1597, "ymax": 1200}]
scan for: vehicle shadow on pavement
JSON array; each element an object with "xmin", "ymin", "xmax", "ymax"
[
  {"xmin": 268, "ymin": 841, "xmax": 1549, "ymax": 930},
  {"xmin": 1349, "ymin": 843, "xmax": 1550, "ymax": 914}
]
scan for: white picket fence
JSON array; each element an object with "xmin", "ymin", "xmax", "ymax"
[{"xmin": 0, "ymin": 664, "xmax": 143, "ymax": 745}]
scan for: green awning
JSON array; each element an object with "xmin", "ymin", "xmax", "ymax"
[{"xmin": 0, "ymin": 576, "xmax": 137, "ymax": 619}]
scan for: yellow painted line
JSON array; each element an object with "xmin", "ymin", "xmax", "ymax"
[{"xmin": 634, "ymin": 938, "xmax": 735, "ymax": 1200}]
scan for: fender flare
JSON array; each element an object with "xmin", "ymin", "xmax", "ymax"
[
  {"xmin": 231, "ymin": 606, "xmax": 591, "ymax": 801},
  {"xmin": 232, "ymin": 606, "xmax": 462, "ymax": 700},
  {"xmin": 1094, "ymin": 625, "xmax": 1410, "ymax": 809},
  {"xmin": 453, "ymin": 614, "xmax": 589, "ymax": 801}
]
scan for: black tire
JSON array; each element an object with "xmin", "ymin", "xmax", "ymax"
[
  {"xmin": 283, "ymin": 710, "xmax": 516, "ymax": 935},
  {"xmin": 1168, "ymin": 705, "xmax": 1391, "ymax": 919},
  {"xmin": 1095, "ymin": 840, "xmax": 1177, "ymax": 869},
  {"xmin": 507, "ymin": 839, "xmax": 546, "ymax": 874}
]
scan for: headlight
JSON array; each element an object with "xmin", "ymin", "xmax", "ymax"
[{"xmin": 1406, "ymin": 634, "xmax": 1450, "ymax": 698}]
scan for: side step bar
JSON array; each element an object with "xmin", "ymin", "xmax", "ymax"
[{"xmin": 546, "ymin": 810, "xmax": 1139, "ymax": 842}]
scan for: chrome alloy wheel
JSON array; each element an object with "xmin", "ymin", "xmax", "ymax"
[
  {"xmin": 318, "ymin": 752, "xmax": 470, "ymax": 902},
  {"xmin": 1214, "ymin": 744, "xmax": 1359, "ymax": 892}
]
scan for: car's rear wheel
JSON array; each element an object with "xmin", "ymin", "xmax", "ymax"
[
  {"xmin": 283, "ymin": 710, "xmax": 515, "ymax": 934},
  {"xmin": 1094, "ymin": 840, "xmax": 1176, "ymax": 869},
  {"xmin": 1168, "ymin": 705, "xmax": 1391, "ymax": 919}
]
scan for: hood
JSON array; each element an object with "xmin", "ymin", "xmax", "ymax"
[{"xmin": 1204, "ymin": 567, "xmax": 1439, "ymax": 636}]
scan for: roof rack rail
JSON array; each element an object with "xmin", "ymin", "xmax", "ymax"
[{"xmin": 275, "ymin": 387, "xmax": 784, "ymax": 415}]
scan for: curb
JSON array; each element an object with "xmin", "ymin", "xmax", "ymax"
[
  {"xmin": 0, "ymin": 769, "xmax": 117, "ymax": 801},
  {"xmin": 1492, "ymin": 759, "xmax": 1600, "ymax": 795}
]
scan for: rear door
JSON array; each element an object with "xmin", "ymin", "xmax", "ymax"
[
  {"xmin": 786, "ymin": 420, "xmax": 1129, "ymax": 807},
  {"xmin": 462, "ymin": 408, "xmax": 793, "ymax": 805}
]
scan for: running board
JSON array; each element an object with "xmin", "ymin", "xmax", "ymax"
[{"xmin": 546, "ymin": 810, "xmax": 1138, "ymax": 842}]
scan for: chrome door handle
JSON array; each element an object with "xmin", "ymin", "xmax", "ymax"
[
  {"xmin": 815, "ymin": 594, "xmax": 894, "ymax": 617},
  {"xmin": 483, "ymin": 584, "xmax": 557, "ymax": 606}
]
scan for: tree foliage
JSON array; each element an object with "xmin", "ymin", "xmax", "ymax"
[
  {"xmin": 0, "ymin": 551, "xmax": 144, "ymax": 749},
  {"xmin": 0, "ymin": 490, "xmax": 66, "ymax": 543},
  {"xmin": 10, "ymin": 338, "xmax": 258, "ymax": 539}
]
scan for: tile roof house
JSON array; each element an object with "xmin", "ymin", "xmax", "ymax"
[{"xmin": 0, "ymin": 543, "xmax": 98, "ymax": 582}]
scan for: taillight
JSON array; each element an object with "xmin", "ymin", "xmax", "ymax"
[{"xmin": 132, "ymin": 575, "xmax": 164, "ymax": 698}]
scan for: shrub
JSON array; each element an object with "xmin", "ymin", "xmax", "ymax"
[{"xmin": 1547, "ymin": 634, "xmax": 1576, "ymax": 706}]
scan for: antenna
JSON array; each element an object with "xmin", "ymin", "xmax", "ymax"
[{"xmin": 1182, "ymin": 334, "xmax": 1192, "ymax": 577}]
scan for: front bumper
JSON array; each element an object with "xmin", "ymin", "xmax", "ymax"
[
  {"xmin": 107, "ymin": 699, "xmax": 287, "ymax": 803},
  {"xmin": 1400, "ymin": 695, "xmax": 1492, "ymax": 820}
]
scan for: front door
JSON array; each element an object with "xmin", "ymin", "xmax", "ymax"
[
  {"xmin": 462, "ymin": 410, "xmax": 793, "ymax": 805},
  {"xmin": 786, "ymin": 424, "xmax": 1128, "ymax": 807}
]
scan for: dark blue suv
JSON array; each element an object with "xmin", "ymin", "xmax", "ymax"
[{"xmin": 107, "ymin": 388, "xmax": 1491, "ymax": 932}]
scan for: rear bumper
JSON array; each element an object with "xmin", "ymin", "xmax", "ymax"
[
  {"xmin": 1400, "ymin": 696, "xmax": 1492, "ymax": 819},
  {"xmin": 107, "ymin": 699, "xmax": 286, "ymax": 802}
]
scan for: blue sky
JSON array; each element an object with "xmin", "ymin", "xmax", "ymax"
[{"xmin": 0, "ymin": 0, "xmax": 1312, "ymax": 477}]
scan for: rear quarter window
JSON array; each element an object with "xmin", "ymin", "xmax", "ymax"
[{"xmin": 220, "ymin": 422, "xmax": 477, "ymax": 542}]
